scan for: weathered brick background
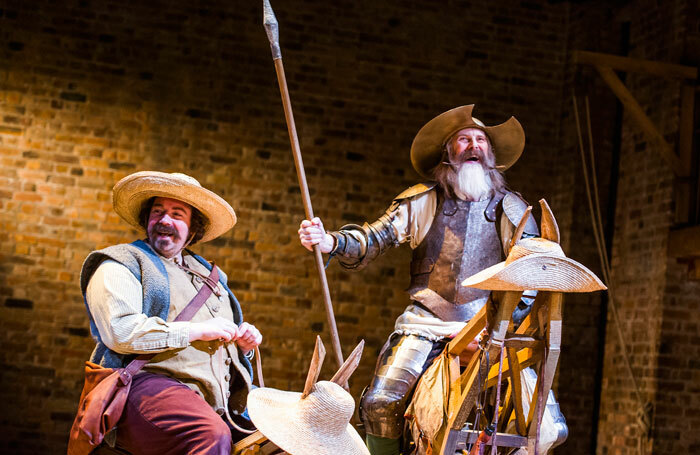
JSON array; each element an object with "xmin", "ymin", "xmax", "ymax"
[
  {"xmin": 588, "ymin": 1, "xmax": 700, "ymax": 454},
  {"xmin": 0, "ymin": 0, "xmax": 697, "ymax": 454}
]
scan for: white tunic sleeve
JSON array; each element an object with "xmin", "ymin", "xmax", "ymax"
[{"xmin": 86, "ymin": 259, "xmax": 190, "ymax": 354}]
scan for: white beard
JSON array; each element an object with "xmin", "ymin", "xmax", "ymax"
[{"xmin": 452, "ymin": 163, "xmax": 493, "ymax": 201}]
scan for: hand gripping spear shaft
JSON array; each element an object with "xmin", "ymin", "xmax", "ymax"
[{"xmin": 263, "ymin": 0, "xmax": 345, "ymax": 369}]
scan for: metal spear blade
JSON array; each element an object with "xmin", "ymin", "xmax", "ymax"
[{"xmin": 263, "ymin": 0, "xmax": 281, "ymax": 59}]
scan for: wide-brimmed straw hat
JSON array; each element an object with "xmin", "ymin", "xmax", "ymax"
[
  {"xmin": 462, "ymin": 199, "xmax": 606, "ymax": 293},
  {"xmin": 410, "ymin": 104, "xmax": 525, "ymax": 179},
  {"xmin": 247, "ymin": 381, "xmax": 369, "ymax": 455},
  {"xmin": 462, "ymin": 237, "xmax": 606, "ymax": 292},
  {"xmin": 112, "ymin": 171, "xmax": 237, "ymax": 243}
]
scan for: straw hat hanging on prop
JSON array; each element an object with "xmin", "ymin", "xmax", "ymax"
[
  {"xmin": 234, "ymin": 337, "xmax": 369, "ymax": 455},
  {"xmin": 406, "ymin": 200, "xmax": 606, "ymax": 455},
  {"xmin": 462, "ymin": 200, "xmax": 605, "ymax": 293}
]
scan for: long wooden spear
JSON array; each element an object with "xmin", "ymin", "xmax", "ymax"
[{"xmin": 263, "ymin": 0, "xmax": 345, "ymax": 369}]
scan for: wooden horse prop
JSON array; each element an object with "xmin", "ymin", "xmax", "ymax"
[
  {"xmin": 233, "ymin": 336, "xmax": 367, "ymax": 455},
  {"xmin": 406, "ymin": 199, "xmax": 606, "ymax": 455}
]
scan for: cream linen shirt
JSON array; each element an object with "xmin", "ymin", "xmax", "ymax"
[{"xmin": 86, "ymin": 252, "xmax": 249, "ymax": 418}]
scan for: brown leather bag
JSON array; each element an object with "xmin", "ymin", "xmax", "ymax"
[{"xmin": 67, "ymin": 265, "xmax": 220, "ymax": 455}]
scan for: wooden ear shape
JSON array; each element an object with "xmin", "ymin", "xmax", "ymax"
[
  {"xmin": 330, "ymin": 340, "xmax": 365, "ymax": 386},
  {"xmin": 539, "ymin": 199, "xmax": 560, "ymax": 244},
  {"xmin": 509, "ymin": 205, "xmax": 533, "ymax": 254},
  {"xmin": 301, "ymin": 336, "xmax": 326, "ymax": 399}
]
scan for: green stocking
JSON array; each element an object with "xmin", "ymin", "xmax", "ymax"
[{"xmin": 366, "ymin": 434, "xmax": 400, "ymax": 455}]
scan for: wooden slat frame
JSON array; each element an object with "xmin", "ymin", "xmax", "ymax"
[
  {"xmin": 448, "ymin": 303, "xmax": 487, "ymax": 354},
  {"xmin": 436, "ymin": 287, "xmax": 569, "ymax": 455},
  {"xmin": 439, "ymin": 291, "xmax": 521, "ymax": 455},
  {"xmin": 595, "ymin": 66, "xmax": 683, "ymax": 176},
  {"xmin": 573, "ymin": 50, "xmax": 697, "ymax": 179},
  {"xmin": 527, "ymin": 292, "xmax": 562, "ymax": 453},
  {"xmin": 232, "ymin": 431, "xmax": 283, "ymax": 455},
  {"xmin": 486, "ymin": 347, "xmax": 542, "ymax": 388},
  {"xmin": 679, "ymin": 84, "xmax": 695, "ymax": 173},
  {"xmin": 573, "ymin": 50, "xmax": 697, "ymax": 80}
]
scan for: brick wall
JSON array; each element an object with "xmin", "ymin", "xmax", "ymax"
[
  {"xmin": 0, "ymin": 1, "xmax": 572, "ymax": 452},
  {"xmin": 1, "ymin": 0, "xmax": 697, "ymax": 454},
  {"xmin": 553, "ymin": 4, "xmax": 636, "ymax": 453},
  {"xmin": 581, "ymin": 1, "xmax": 700, "ymax": 454}
]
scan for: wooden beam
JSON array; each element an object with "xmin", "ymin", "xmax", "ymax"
[
  {"xmin": 595, "ymin": 65, "xmax": 686, "ymax": 177},
  {"xmin": 448, "ymin": 304, "xmax": 487, "ymax": 354},
  {"xmin": 507, "ymin": 347, "xmax": 527, "ymax": 435},
  {"xmin": 668, "ymin": 224, "xmax": 700, "ymax": 258},
  {"xmin": 574, "ymin": 50, "xmax": 697, "ymax": 80},
  {"xmin": 504, "ymin": 334, "xmax": 544, "ymax": 350},
  {"xmin": 486, "ymin": 347, "xmax": 542, "ymax": 388},
  {"xmin": 232, "ymin": 431, "xmax": 268, "ymax": 454},
  {"xmin": 330, "ymin": 339, "xmax": 364, "ymax": 386},
  {"xmin": 679, "ymin": 84, "xmax": 695, "ymax": 173},
  {"xmin": 528, "ymin": 293, "xmax": 562, "ymax": 439},
  {"xmin": 444, "ymin": 292, "xmax": 520, "ymax": 439},
  {"xmin": 458, "ymin": 430, "xmax": 527, "ymax": 448},
  {"xmin": 302, "ymin": 336, "xmax": 326, "ymax": 398}
]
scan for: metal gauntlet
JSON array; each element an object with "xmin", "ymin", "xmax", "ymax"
[{"xmin": 330, "ymin": 212, "xmax": 398, "ymax": 270}]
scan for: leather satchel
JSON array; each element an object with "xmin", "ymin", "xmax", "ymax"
[{"xmin": 67, "ymin": 264, "xmax": 220, "ymax": 455}]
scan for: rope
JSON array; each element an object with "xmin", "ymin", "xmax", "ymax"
[
  {"xmin": 467, "ymin": 347, "xmax": 490, "ymax": 453},
  {"xmin": 572, "ymin": 94, "xmax": 651, "ymax": 454},
  {"xmin": 489, "ymin": 346, "xmax": 505, "ymax": 455}
]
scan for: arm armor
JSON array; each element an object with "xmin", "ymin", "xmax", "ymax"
[{"xmin": 329, "ymin": 210, "xmax": 399, "ymax": 271}]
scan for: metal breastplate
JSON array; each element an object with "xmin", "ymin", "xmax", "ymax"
[{"xmin": 408, "ymin": 194, "xmax": 503, "ymax": 322}]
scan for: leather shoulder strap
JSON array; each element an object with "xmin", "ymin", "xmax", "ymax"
[{"xmin": 121, "ymin": 265, "xmax": 220, "ymax": 381}]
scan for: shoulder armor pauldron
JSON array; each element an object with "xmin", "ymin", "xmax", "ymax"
[
  {"xmin": 502, "ymin": 192, "xmax": 539, "ymax": 236},
  {"xmin": 393, "ymin": 182, "xmax": 437, "ymax": 203}
]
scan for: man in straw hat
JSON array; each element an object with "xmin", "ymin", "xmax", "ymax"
[
  {"xmin": 299, "ymin": 105, "xmax": 540, "ymax": 455},
  {"xmin": 79, "ymin": 171, "xmax": 262, "ymax": 454}
]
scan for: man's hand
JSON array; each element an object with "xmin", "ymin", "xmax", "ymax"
[
  {"xmin": 189, "ymin": 317, "xmax": 239, "ymax": 342},
  {"xmin": 189, "ymin": 320, "xmax": 263, "ymax": 354},
  {"xmin": 233, "ymin": 322, "xmax": 262, "ymax": 354},
  {"xmin": 298, "ymin": 217, "xmax": 335, "ymax": 253}
]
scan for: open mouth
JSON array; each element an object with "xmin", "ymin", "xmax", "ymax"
[
  {"xmin": 465, "ymin": 156, "xmax": 480, "ymax": 163},
  {"xmin": 153, "ymin": 225, "xmax": 177, "ymax": 240}
]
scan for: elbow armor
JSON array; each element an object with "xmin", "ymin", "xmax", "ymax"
[{"xmin": 330, "ymin": 212, "xmax": 399, "ymax": 270}]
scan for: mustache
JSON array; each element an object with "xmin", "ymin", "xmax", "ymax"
[
  {"xmin": 152, "ymin": 223, "xmax": 179, "ymax": 237},
  {"xmin": 443, "ymin": 156, "xmax": 489, "ymax": 169},
  {"xmin": 446, "ymin": 149, "xmax": 497, "ymax": 170}
]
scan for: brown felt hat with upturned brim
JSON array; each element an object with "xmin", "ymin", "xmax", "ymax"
[
  {"xmin": 410, "ymin": 104, "xmax": 525, "ymax": 179},
  {"xmin": 112, "ymin": 171, "xmax": 237, "ymax": 243}
]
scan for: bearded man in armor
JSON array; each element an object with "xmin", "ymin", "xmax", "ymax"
[{"xmin": 298, "ymin": 105, "xmax": 542, "ymax": 455}]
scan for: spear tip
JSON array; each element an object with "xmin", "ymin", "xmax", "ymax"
[
  {"xmin": 262, "ymin": 0, "xmax": 281, "ymax": 59},
  {"xmin": 263, "ymin": 0, "xmax": 277, "ymax": 26}
]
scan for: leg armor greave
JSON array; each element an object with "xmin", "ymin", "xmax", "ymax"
[{"xmin": 359, "ymin": 334, "xmax": 441, "ymax": 439}]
